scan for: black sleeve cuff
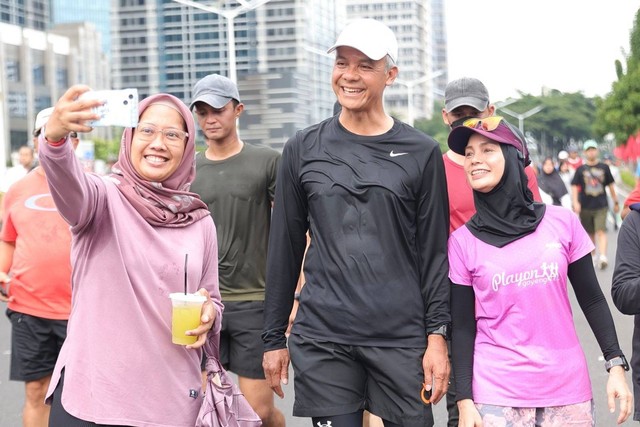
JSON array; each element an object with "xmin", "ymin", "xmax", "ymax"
[{"xmin": 261, "ymin": 328, "xmax": 288, "ymax": 352}]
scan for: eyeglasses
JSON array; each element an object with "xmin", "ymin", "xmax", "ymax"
[
  {"xmin": 135, "ymin": 124, "xmax": 188, "ymax": 145},
  {"xmin": 462, "ymin": 116, "xmax": 504, "ymax": 132}
]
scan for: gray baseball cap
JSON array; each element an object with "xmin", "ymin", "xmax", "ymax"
[
  {"xmin": 444, "ymin": 77, "xmax": 490, "ymax": 112},
  {"xmin": 190, "ymin": 74, "xmax": 241, "ymax": 109}
]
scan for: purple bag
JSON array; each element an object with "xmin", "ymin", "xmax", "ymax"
[{"xmin": 195, "ymin": 334, "xmax": 262, "ymax": 427}]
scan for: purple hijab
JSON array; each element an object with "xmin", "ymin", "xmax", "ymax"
[{"xmin": 109, "ymin": 93, "xmax": 209, "ymax": 228}]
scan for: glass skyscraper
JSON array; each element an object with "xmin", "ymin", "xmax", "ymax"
[
  {"xmin": 0, "ymin": 0, "xmax": 49, "ymax": 30},
  {"xmin": 51, "ymin": 0, "xmax": 111, "ymax": 54},
  {"xmin": 112, "ymin": 0, "xmax": 344, "ymax": 149}
]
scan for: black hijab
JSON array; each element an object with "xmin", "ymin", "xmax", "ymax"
[
  {"xmin": 537, "ymin": 157, "xmax": 568, "ymax": 206},
  {"xmin": 467, "ymin": 144, "xmax": 546, "ymax": 247}
]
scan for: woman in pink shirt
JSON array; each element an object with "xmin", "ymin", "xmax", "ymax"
[
  {"xmin": 446, "ymin": 117, "xmax": 631, "ymax": 426},
  {"xmin": 37, "ymin": 85, "xmax": 222, "ymax": 427}
]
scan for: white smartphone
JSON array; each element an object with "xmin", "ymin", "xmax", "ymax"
[{"xmin": 79, "ymin": 88, "xmax": 139, "ymax": 128}]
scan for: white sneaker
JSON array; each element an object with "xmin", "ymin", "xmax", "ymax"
[{"xmin": 598, "ymin": 255, "xmax": 608, "ymax": 270}]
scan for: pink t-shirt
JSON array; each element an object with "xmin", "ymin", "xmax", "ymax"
[{"xmin": 448, "ymin": 205, "xmax": 594, "ymax": 407}]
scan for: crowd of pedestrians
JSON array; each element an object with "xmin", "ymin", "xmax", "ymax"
[{"xmin": 1, "ymin": 16, "xmax": 638, "ymax": 427}]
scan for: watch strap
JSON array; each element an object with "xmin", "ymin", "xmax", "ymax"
[
  {"xmin": 605, "ymin": 355, "xmax": 629, "ymax": 372},
  {"xmin": 427, "ymin": 324, "xmax": 450, "ymax": 340}
]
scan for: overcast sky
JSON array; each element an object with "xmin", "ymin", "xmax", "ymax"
[{"xmin": 444, "ymin": 1, "xmax": 640, "ymax": 102}]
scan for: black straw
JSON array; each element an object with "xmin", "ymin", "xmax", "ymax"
[{"xmin": 184, "ymin": 254, "xmax": 188, "ymax": 295}]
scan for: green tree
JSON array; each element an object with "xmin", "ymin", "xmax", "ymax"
[
  {"xmin": 594, "ymin": 8, "xmax": 640, "ymax": 145},
  {"xmin": 93, "ymin": 136, "xmax": 120, "ymax": 162},
  {"xmin": 413, "ymin": 102, "xmax": 450, "ymax": 152},
  {"xmin": 499, "ymin": 90, "xmax": 596, "ymax": 158}
]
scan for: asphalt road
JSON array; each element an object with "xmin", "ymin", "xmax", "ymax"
[{"xmin": 0, "ymin": 198, "xmax": 636, "ymax": 426}]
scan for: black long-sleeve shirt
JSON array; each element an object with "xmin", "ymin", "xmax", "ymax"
[
  {"xmin": 262, "ymin": 116, "xmax": 450, "ymax": 351},
  {"xmin": 612, "ymin": 209, "xmax": 640, "ymax": 420}
]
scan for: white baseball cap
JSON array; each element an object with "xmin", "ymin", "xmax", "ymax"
[
  {"xmin": 327, "ymin": 19, "xmax": 398, "ymax": 63},
  {"xmin": 33, "ymin": 107, "xmax": 54, "ymax": 136}
]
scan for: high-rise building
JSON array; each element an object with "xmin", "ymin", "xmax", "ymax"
[
  {"xmin": 430, "ymin": 0, "xmax": 448, "ymax": 101},
  {"xmin": 0, "ymin": 22, "xmax": 108, "ymax": 168},
  {"xmin": 345, "ymin": 0, "xmax": 443, "ymax": 123},
  {"xmin": 51, "ymin": 1, "xmax": 111, "ymax": 55},
  {"xmin": 0, "ymin": 0, "xmax": 50, "ymax": 31},
  {"xmin": 112, "ymin": 0, "xmax": 344, "ymax": 149}
]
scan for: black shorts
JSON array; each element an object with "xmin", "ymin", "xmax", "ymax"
[
  {"xmin": 218, "ymin": 300, "xmax": 265, "ymax": 379},
  {"xmin": 6, "ymin": 309, "xmax": 67, "ymax": 382},
  {"xmin": 288, "ymin": 333, "xmax": 433, "ymax": 426}
]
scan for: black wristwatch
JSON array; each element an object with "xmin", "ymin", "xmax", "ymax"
[
  {"xmin": 428, "ymin": 324, "xmax": 450, "ymax": 341},
  {"xmin": 604, "ymin": 355, "xmax": 629, "ymax": 372}
]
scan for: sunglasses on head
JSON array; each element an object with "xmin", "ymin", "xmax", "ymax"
[
  {"xmin": 463, "ymin": 116, "xmax": 530, "ymax": 165},
  {"xmin": 462, "ymin": 116, "xmax": 504, "ymax": 131}
]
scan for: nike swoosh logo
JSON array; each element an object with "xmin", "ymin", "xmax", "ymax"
[{"xmin": 390, "ymin": 151, "xmax": 408, "ymax": 157}]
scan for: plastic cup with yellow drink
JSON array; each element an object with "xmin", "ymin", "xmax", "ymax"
[{"xmin": 169, "ymin": 292, "xmax": 206, "ymax": 345}]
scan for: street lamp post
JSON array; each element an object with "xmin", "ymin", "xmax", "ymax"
[
  {"xmin": 494, "ymin": 98, "xmax": 517, "ymax": 112},
  {"xmin": 500, "ymin": 105, "xmax": 544, "ymax": 136},
  {"xmin": 171, "ymin": 0, "xmax": 273, "ymax": 83},
  {"xmin": 395, "ymin": 70, "xmax": 444, "ymax": 126}
]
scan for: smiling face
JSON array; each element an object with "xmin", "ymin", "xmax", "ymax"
[
  {"xmin": 331, "ymin": 46, "xmax": 397, "ymax": 113},
  {"xmin": 464, "ymin": 134, "xmax": 505, "ymax": 193},
  {"xmin": 130, "ymin": 104, "xmax": 186, "ymax": 182}
]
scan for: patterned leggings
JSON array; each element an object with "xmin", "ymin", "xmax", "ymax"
[{"xmin": 476, "ymin": 400, "xmax": 595, "ymax": 427}]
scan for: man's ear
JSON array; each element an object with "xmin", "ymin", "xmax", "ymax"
[
  {"xmin": 235, "ymin": 103, "xmax": 245, "ymax": 117},
  {"xmin": 386, "ymin": 66, "xmax": 399, "ymax": 86}
]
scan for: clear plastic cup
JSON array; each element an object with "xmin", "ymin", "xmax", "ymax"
[{"xmin": 169, "ymin": 293, "xmax": 206, "ymax": 345}]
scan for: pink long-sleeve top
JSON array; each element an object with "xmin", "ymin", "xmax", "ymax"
[{"xmin": 39, "ymin": 138, "xmax": 222, "ymax": 427}]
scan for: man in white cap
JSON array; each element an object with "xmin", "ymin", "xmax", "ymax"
[
  {"xmin": 263, "ymin": 19, "xmax": 450, "ymax": 426},
  {"xmin": 189, "ymin": 74, "xmax": 284, "ymax": 427},
  {"xmin": 571, "ymin": 140, "xmax": 619, "ymax": 270},
  {"xmin": 0, "ymin": 108, "xmax": 78, "ymax": 426}
]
